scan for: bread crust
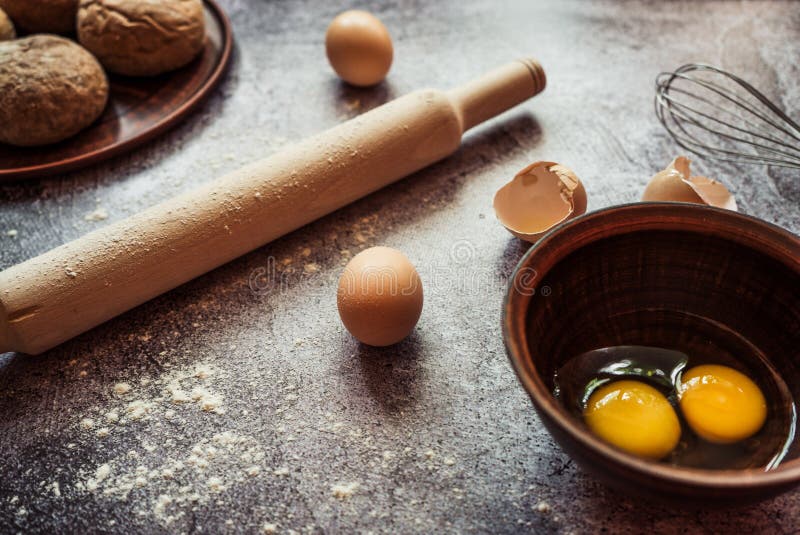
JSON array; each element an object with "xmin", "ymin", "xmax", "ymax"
[
  {"xmin": 77, "ymin": 0, "xmax": 205, "ymax": 77},
  {"xmin": 0, "ymin": 35, "xmax": 109, "ymax": 146}
]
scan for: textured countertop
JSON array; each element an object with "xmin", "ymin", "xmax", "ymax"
[{"xmin": 1, "ymin": 1, "xmax": 799, "ymax": 533}]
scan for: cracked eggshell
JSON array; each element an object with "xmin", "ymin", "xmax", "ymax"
[
  {"xmin": 493, "ymin": 161, "xmax": 587, "ymax": 243},
  {"xmin": 642, "ymin": 156, "xmax": 737, "ymax": 211}
]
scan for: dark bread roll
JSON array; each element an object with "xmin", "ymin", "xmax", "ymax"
[
  {"xmin": 77, "ymin": 0, "xmax": 205, "ymax": 77},
  {"xmin": 0, "ymin": 35, "xmax": 109, "ymax": 146}
]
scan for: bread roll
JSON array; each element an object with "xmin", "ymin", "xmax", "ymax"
[
  {"xmin": 77, "ymin": 0, "xmax": 206, "ymax": 77},
  {"xmin": 0, "ymin": 35, "xmax": 109, "ymax": 146}
]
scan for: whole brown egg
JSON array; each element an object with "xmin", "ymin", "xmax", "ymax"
[
  {"xmin": 337, "ymin": 246, "xmax": 423, "ymax": 346},
  {"xmin": 325, "ymin": 10, "xmax": 393, "ymax": 87}
]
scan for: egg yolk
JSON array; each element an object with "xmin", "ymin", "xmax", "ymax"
[
  {"xmin": 584, "ymin": 380, "xmax": 681, "ymax": 460},
  {"xmin": 679, "ymin": 364, "xmax": 767, "ymax": 444}
]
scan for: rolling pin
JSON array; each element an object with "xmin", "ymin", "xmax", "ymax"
[{"xmin": 0, "ymin": 59, "xmax": 546, "ymax": 355}]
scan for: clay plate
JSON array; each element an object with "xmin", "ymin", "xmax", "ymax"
[{"xmin": 0, "ymin": 0, "xmax": 233, "ymax": 181}]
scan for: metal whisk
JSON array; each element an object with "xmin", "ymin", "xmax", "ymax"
[{"xmin": 655, "ymin": 63, "xmax": 800, "ymax": 169}]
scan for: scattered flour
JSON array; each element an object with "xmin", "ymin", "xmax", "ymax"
[
  {"xmin": 113, "ymin": 382, "xmax": 131, "ymax": 395},
  {"xmin": 331, "ymin": 482, "xmax": 359, "ymax": 500},
  {"xmin": 85, "ymin": 463, "xmax": 112, "ymax": 491},
  {"xmin": 164, "ymin": 367, "xmax": 224, "ymax": 413},
  {"xmin": 74, "ymin": 370, "xmax": 267, "ymax": 528},
  {"xmin": 84, "ymin": 207, "xmax": 109, "ymax": 222},
  {"xmin": 167, "ymin": 381, "xmax": 192, "ymax": 403},
  {"xmin": 191, "ymin": 387, "xmax": 224, "ymax": 413},
  {"xmin": 536, "ymin": 501, "xmax": 552, "ymax": 514},
  {"xmin": 126, "ymin": 400, "xmax": 154, "ymax": 420},
  {"xmin": 207, "ymin": 477, "xmax": 225, "ymax": 492},
  {"xmin": 154, "ymin": 494, "xmax": 172, "ymax": 517},
  {"xmin": 66, "ymin": 361, "xmax": 306, "ymax": 528},
  {"xmin": 194, "ymin": 365, "xmax": 212, "ymax": 379}
]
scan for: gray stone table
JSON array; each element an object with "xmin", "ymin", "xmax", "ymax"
[{"xmin": 1, "ymin": 0, "xmax": 798, "ymax": 533}]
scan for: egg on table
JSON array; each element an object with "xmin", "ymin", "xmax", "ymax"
[
  {"xmin": 679, "ymin": 364, "xmax": 767, "ymax": 444},
  {"xmin": 325, "ymin": 10, "xmax": 393, "ymax": 87},
  {"xmin": 584, "ymin": 379, "xmax": 681, "ymax": 460},
  {"xmin": 337, "ymin": 246, "xmax": 423, "ymax": 346}
]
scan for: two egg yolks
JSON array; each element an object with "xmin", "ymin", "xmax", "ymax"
[{"xmin": 583, "ymin": 365, "xmax": 767, "ymax": 459}]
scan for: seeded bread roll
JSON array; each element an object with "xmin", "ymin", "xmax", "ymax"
[
  {"xmin": 77, "ymin": 0, "xmax": 205, "ymax": 77},
  {"xmin": 0, "ymin": 7, "xmax": 14, "ymax": 40},
  {"xmin": 0, "ymin": 0, "xmax": 78, "ymax": 34},
  {"xmin": 0, "ymin": 35, "xmax": 109, "ymax": 146}
]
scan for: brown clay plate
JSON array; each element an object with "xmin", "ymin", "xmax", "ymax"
[{"xmin": 0, "ymin": 0, "xmax": 233, "ymax": 181}]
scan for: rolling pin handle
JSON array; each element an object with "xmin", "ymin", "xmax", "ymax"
[{"xmin": 448, "ymin": 58, "xmax": 546, "ymax": 132}]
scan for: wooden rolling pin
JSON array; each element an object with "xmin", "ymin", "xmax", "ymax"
[{"xmin": 0, "ymin": 59, "xmax": 546, "ymax": 354}]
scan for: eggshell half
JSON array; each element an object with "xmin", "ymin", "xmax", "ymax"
[
  {"xmin": 493, "ymin": 161, "xmax": 587, "ymax": 243},
  {"xmin": 642, "ymin": 156, "xmax": 736, "ymax": 211}
]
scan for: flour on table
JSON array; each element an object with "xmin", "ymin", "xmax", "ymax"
[
  {"xmin": 84, "ymin": 463, "xmax": 112, "ymax": 491},
  {"xmin": 331, "ymin": 482, "xmax": 359, "ymax": 499},
  {"xmin": 84, "ymin": 206, "xmax": 109, "ymax": 222},
  {"xmin": 126, "ymin": 400, "xmax": 154, "ymax": 420},
  {"xmin": 113, "ymin": 382, "xmax": 131, "ymax": 395},
  {"xmin": 536, "ymin": 501, "xmax": 552, "ymax": 514},
  {"xmin": 69, "ymin": 361, "xmax": 265, "ymax": 527}
]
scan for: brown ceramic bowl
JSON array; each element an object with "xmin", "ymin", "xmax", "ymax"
[{"xmin": 503, "ymin": 202, "xmax": 800, "ymax": 505}]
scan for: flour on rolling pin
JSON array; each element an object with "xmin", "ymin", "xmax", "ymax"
[{"xmin": 0, "ymin": 59, "xmax": 546, "ymax": 355}]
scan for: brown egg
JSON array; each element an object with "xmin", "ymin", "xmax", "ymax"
[
  {"xmin": 493, "ymin": 161, "xmax": 587, "ymax": 243},
  {"xmin": 337, "ymin": 246, "xmax": 423, "ymax": 346},
  {"xmin": 325, "ymin": 10, "xmax": 393, "ymax": 87},
  {"xmin": 642, "ymin": 156, "xmax": 737, "ymax": 210}
]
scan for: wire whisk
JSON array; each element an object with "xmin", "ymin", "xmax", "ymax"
[{"xmin": 655, "ymin": 63, "xmax": 800, "ymax": 169}]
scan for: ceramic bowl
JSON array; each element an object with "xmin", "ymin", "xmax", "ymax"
[{"xmin": 503, "ymin": 202, "xmax": 800, "ymax": 505}]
